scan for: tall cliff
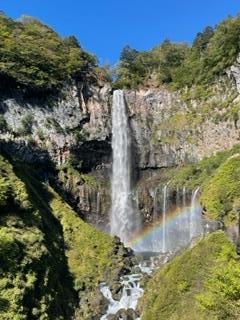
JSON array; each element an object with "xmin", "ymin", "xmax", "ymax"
[{"xmin": 2, "ymin": 66, "xmax": 240, "ymax": 227}]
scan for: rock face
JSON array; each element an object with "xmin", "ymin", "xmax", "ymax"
[
  {"xmin": 1, "ymin": 78, "xmax": 240, "ymax": 170},
  {"xmin": 126, "ymin": 88, "xmax": 187, "ymax": 169},
  {"xmin": 1, "ymin": 74, "xmax": 240, "ymax": 222},
  {"xmin": 124, "ymin": 85, "xmax": 240, "ymax": 169},
  {"xmin": 0, "ymin": 81, "xmax": 112, "ymax": 166}
]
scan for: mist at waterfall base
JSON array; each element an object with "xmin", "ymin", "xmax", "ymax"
[{"xmin": 110, "ymin": 90, "xmax": 203, "ymax": 254}]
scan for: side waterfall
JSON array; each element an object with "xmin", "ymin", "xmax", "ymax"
[
  {"xmin": 189, "ymin": 187, "xmax": 202, "ymax": 241},
  {"xmin": 132, "ymin": 186, "xmax": 203, "ymax": 253},
  {"xmin": 162, "ymin": 185, "xmax": 168, "ymax": 253},
  {"xmin": 111, "ymin": 90, "xmax": 139, "ymax": 244}
]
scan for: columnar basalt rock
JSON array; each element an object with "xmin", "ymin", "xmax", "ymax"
[{"xmin": 1, "ymin": 74, "xmax": 240, "ymax": 224}]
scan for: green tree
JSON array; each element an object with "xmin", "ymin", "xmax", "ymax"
[{"xmin": 193, "ymin": 26, "xmax": 214, "ymax": 52}]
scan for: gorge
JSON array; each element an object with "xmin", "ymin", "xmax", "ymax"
[{"xmin": 1, "ymin": 9, "xmax": 240, "ymax": 320}]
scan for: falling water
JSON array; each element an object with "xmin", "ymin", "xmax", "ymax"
[
  {"xmin": 111, "ymin": 90, "xmax": 139, "ymax": 243},
  {"xmin": 189, "ymin": 187, "xmax": 202, "ymax": 241},
  {"xmin": 153, "ymin": 188, "xmax": 158, "ymax": 221},
  {"xmin": 135, "ymin": 189, "xmax": 139, "ymax": 210},
  {"xmin": 162, "ymin": 185, "xmax": 168, "ymax": 253},
  {"xmin": 96, "ymin": 191, "xmax": 100, "ymax": 225},
  {"xmin": 183, "ymin": 187, "xmax": 186, "ymax": 207},
  {"xmin": 96, "ymin": 192, "xmax": 100, "ymax": 214},
  {"xmin": 176, "ymin": 187, "xmax": 180, "ymax": 207},
  {"xmin": 132, "ymin": 185, "xmax": 203, "ymax": 253}
]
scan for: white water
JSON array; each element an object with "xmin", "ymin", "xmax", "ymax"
[
  {"xmin": 111, "ymin": 90, "xmax": 139, "ymax": 243},
  {"xmin": 100, "ymin": 273, "xmax": 144, "ymax": 320},
  {"xmin": 183, "ymin": 186, "xmax": 186, "ymax": 207},
  {"xmin": 162, "ymin": 185, "xmax": 168, "ymax": 253},
  {"xmin": 109, "ymin": 89, "xmax": 204, "ymax": 318},
  {"xmin": 97, "ymin": 192, "xmax": 100, "ymax": 215},
  {"xmin": 189, "ymin": 187, "xmax": 203, "ymax": 241},
  {"xmin": 135, "ymin": 189, "xmax": 139, "ymax": 210},
  {"xmin": 153, "ymin": 187, "xmax": 158, "ymax": 222}
]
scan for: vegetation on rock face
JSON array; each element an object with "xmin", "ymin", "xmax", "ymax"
[
  {"xmin": 150, "ymin": 79, "xmax": 239, "ymax": 148},
  {"xmin": 0, "ymin": 154, "xmax": 75, "ymax": 320},
  {"xmin": 0, "ymin": 153, "xmax": 126, "ymax": 319},
  {"xmin": 165, "ymin": 144, "xmax": 240, "ymax": 190},
  {"xmin": 200, "ymin": 154, "xmax": 240, "ymax": 225},
  {"xmin": 142, "ymin": 144, "xmax": 240, "ymax": 226},
  {"xmin": 115, "ymin": 15, "xmax": 240, "ymax": 89},
  {"xmin": 140, "ymin": 231, "xmax": 240, "ymax": 320}
]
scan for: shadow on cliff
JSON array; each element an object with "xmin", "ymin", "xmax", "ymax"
[
  {"xmin": 125, "ymin": 94, "xmax": 140, "ymax": 187},
  {"xmin": 4, "ymin": 153, "xmax": 78, "ymax": 319}
]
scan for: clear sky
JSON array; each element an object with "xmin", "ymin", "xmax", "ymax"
[{"xmin": 1, "ymin": 0, "xmax": 240, "ymax": 65}]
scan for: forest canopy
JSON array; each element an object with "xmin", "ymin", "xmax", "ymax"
[
  {"xmin": 0, "ymin": 13, "xmax": 98, "ymax": 91},
  {"xmin": 114, "ymin": 15, "xmax": 240, "ymax": 89}
]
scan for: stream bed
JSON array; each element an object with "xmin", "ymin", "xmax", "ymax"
[{"xmin": 99, "ymin": 253, "xmax": 172, "ymax": 320}]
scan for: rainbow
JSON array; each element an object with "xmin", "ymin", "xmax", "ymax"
[{"xmin": 128, "ymin": 203, "xmax": 202, "ymax": 253}]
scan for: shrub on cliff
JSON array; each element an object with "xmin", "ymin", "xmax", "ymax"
[
  {"xmin": 0, "ymin": 115, "xmax": 8, "ymax": 133},
  {"xmin": 164, "ymin": 144, "xmax": 240, "ymax": 191},
  {"xmin": 160, "ymin": 145, "xmax": 240, "ymax": 226}
]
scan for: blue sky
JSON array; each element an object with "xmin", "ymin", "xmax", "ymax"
[{"xmin": 1, "ymin": 0, "xmax": 240, "ymax": 65}]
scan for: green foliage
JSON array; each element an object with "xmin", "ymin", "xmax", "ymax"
[
  {"xmin": 0, "ymin": 177, "xmax": 11, "ymax": 207},
  {"xmin": 164, "ymin": 144, "xmax": 240, "ymax": 191},
  {"xmin": 201, "ymin": 15, "xmax": 240, "ymax": 83},
  {"xmin": 18, "ymin": 113, "xmax": 34, "ymax": 135},
  {"xmin": 0, "ymin": 115, "xmax": 8, "ymax": 133},
  {"xmin": 192, "ymin": 26, "xmax": 214, "ymax": 52},
  {"xmin": 58, "ymin": 163, "xmax": 98, "ymax": 192},
  {"xmin": 153, "ymin": 144, "xmax": 240, "ymax": 226},
  {"xmin": 94, "ymin": 65, "xmax": 112, "ymax": 82},
  {"xmin": 197, "ymin": 241, "xmax": 240, "ymax": 319},
  {"xmin": 44, "ymin": 117, "xmax": 65, "ymax": 134},
  {"xmin": 200, "ymin": 154, "xmax": 240, "ymax": 225},
  {"xmin": 140, "ymin": 231, "xmax": 240, "ymax": 320},
  {"xmin": 48, "ymin": 189, "xmax": 115, "ymax": 290},
  {"xmin": 0, "ymin": 154, "xmax": 123, "ymax": 319},
  {"xmin": 114, "ymin": 45, "xmax": 145, "ymax": 89},
  {"xmin": 197, "ymin": 259, "xmax": 240, "ymax": 319},
  {"xmin": 114, "ymin": 41, "xmax": 188, "ymax": 88},
  {"xmin": 67, "ymin": 154, "xmax": 82, "ymax": 171},
  {"xmin": 115, "ymin": 15, "xmax": 240, "ymax": 89},
  {"xmin": 0, "ymin": 14, "xmax": 97, "ymax": 91},
  {"xmin": 0, "ymin": 155, "xmax": 75, "ymax": 320}
]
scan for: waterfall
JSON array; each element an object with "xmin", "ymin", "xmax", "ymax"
[
  {"xmin": 153, "ymin": 187, "xmax": 158, "ymax": 221},
  {"xmin": 111, "ymin": 90, "xmax": 139, "ymax": 244},
  {"xmin": 96, "ymin": 191, "xmax": 100, "ymax": 225},
  {"xmin": 96, "ymin": 192, "xmax": 100, "ymax": 214},
  {"xmin": 162, "ymin": 185, "xmax": 168, "ymax": 253},
  {"xmin": 135, "ymin": 189, "xmax": 139, "ymax": 210},
  {"xmin": 176, "ymin": 187, "xmax": 180, "ymax": 207},
  {"xmin": 189, "ymin": 187, "xmax": 202, "ymax": 241},
  {"xmin": 183, "ymin": 187, "xmax": 186, "ymax": 207}
]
